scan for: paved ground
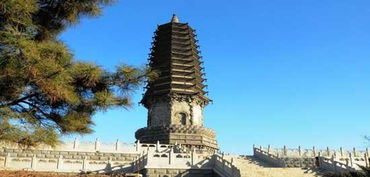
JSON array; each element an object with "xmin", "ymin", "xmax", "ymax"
[{"xmin": 224, "ymin": 155, "xmax": 322, "ymax": 177}]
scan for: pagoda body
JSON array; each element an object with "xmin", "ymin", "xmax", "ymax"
[{"xmin": 135, "ymin": 15, "xmax": 218, "ymax": 151}]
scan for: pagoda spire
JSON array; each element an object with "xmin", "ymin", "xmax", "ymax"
[
  {"xmin": 135, "ymin": 15, "xmax": 218, "ymax": 152},
  {"xmin": 171, "ymin": 14, "xmax": 179, "ymax": 23},
  {"xmin": 141, "ymin": 15, "xmax": 210, "ymax": 108}
]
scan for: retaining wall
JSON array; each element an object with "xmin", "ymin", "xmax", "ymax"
[
  {"xmin": 142, "ymin": 168, "xmax": 218, "ymax": 177},
  {"xmin": 0, "ymin": 146, "xmax": 140, "ymax": 172}
]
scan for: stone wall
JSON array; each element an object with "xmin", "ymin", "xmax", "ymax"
[
  {"xmin": 280, "ymin": 157, "xmax": 315, "ymax": 167},
  {"xmin": 149, "ymin": 101, "xmax": 171, "ymax": 127},
  {"xmin": 0, "ymin": 148, "xmax": 139, "ymax": 172},
  {"xmin": 170, "ymin": 100, "xmax": 203, "ymax": 126},
  {"xmin": 0, "ymin": 141, "xmax": 171, "ymax": 173},
  {"xmin": 130, "ymin": 145, "xmax": 239, "ymax": 177},
  {"xmin": 148, "ymin": 98, "xmax": 204, "ymax": 127},
  {"xmin": 0, "ymin": 141, "xmax": 240, "ymax": 177},
  {"xmin": 142, "ymin": 168, "xmax": 218, "ymax": 177}
]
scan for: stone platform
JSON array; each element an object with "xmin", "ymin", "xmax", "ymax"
[{"xmin": 135, "ymin": 125, "xmax": 218, "ymax": 151}]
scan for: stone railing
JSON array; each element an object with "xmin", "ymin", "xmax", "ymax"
[
  {"xmin": 0, "ymin": 149, "xmax": 138, "ymax": 173},
  {"xmin": 258, "ymin": 145, "xmax": 369, "ymax": 159},
  {"xmin": 0, "ymin": 139, "xmax": 138, "ymax": 153},
  {"xmin": 317, "ymin": 152, "xmax": 369, "ymax": 172},
  {"xmin": 318, "ymin": 156, "xmax": 357, "ymax": 173},
  {"xmin": 0, "ymin": 140, "xmax": 175, "ymax": 173},
  {"xmin": 131, "ymin": 153, "xmax": 148, "ymax": 173},
  {"xmin": 253, "ymin": 145, "xmax": 370, "ymax": 172},
  {"xmin": 253, "ymin": 147, "xmax": 287, "ymax": 167},
  {"xmin": 0, "ymin": 139, "xmax": 176, "ymax": 154},
  {"xmin": 134, "ymin": 144, "xmax": 212, "ymax": 170},
  {"xmin": 131, "ymin": 144, "xmax": 239, "ymax": 177},
  {"xmin": 212, "ymin": 153, "xmax": 241, "ymax": 177}
]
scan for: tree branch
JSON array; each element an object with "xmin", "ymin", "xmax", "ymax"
[
  {"xmin": 19, "ymin": 100, "xmax": 50, "ymax": 120},
  {"xmin": 0, "ymin": 93, "xmax": 38, "ymax": 108}
]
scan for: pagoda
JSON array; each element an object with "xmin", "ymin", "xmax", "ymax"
[{"xmin": 135, "ymin": 15, "xmax": 218, "ymax": 151}]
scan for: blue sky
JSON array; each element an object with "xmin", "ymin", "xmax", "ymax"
[{"xmin": 60, "ymin": 0, "xmax": 370, "ymax": 154}]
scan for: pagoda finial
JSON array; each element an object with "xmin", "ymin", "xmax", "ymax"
[{"xmin": 171, "ymin": 14, "xmax": 179, "ymax": 23}]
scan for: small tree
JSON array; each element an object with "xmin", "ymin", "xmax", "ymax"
[{"xmin": 0, "ymin": 0, "xmax": 155, "ymax": 147}]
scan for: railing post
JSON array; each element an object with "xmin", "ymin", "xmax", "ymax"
[
  {"xmin": 57, "ymin": 155, "xmax": 63, "ymax": 170},
  {"xmin": 222, "ymin": 152, "xmax": 225, "ymax": 171},
  {"xmin": 156, "ymin": 141, "xmax": 160, "ymax": 152},
  {"xmin": 107, "ymin": 156, "xmax": 112, "ymax": 173},
  {"xmin": 115, "ymin": 139, "xmax": 120, "ymax": 151},
  {"xmin": 283, "ymin": 145, "xmax": 287, "ymax": 156},
  {"xmin": 253, "ymin": 145, "xmax": 256, "ymax": 156},
  {"xmin": 231, "ymin": 158, "xmax": 234, "ymax": 176},
  {"xmin": 82, "ymin": 156, "xmax": 87, "ymax": 170},
  {"xmin": 353, "ymin": 148, "xmax": 357, "ymax": 157},
  {"xmin": 340, "ymin": 147, "xmax": 343, "ymax": 157},
  {"xmin": 298, "ymin": 146, "xmax": 302, "ymax": 156},
  {"xmin": 73, "ymin": 138, "xmax": 79, "ymax": 150},
  {"xmin": 191, "ymin": 149, "xmax": 196, "ymax": 165},
  {"xmin": 267, "ymin": 145, "xmax": 271, "ymax": 154},
  {"xmin": 326, "ymin": 147, "xmax": 330, "ymax": 157},
  {"xmin": 313, "ymin": 146, "xmax": 316, "ymax": 157},
  {"xmin": 138, "ymin": 156, "xmax": 140, "ymax": 169},
  {"xmin": 31, "ymin": 154, "xmax": 37, "ymax": 169},
  {"xmin": 94, "ymin": 138, "xmax": 100, "ymax": 151},
  {"xmin": 136, "ymin": 140, "xmax": 140, "ymax": 152},
  {"xmin": 169, "ymin": 147, "xmax": 173, "ymax": 165},
  {"xmin": 364, "ymin": 153, "xmax": 368, "ymax": 167},
  {"xmin": 367, "ymin": 148, "xmax": 370, "ymax": 167},
  {"xmin": 331, "ymin": 155, "xmax": 337, "ymax": 174},
  {"xmin": 349, "ymin": 152, "xmax": 353, "ymax": 167},
  {"xmin": 4, "ymin": 153, "xmax": 10, "ymax": 167}
]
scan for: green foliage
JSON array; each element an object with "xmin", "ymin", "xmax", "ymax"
[{"xmin": 0, "ymin": 0, "xmax": 154, "ymax": 148}]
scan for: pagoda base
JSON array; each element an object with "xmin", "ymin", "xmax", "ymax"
[{"xmin": 135, "ymin": 125, "xmax": 218, "ymax": 151}]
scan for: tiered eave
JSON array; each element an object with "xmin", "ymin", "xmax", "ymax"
[{"xmin": 141, "ymin": 21, "xmax": 210, "ymax": 108}]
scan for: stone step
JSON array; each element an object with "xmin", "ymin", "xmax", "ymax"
[{"xmin": 224, "ymin": 155, "xmax": 320, "ymax": 177}]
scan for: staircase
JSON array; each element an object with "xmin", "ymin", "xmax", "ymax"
[{"xmin": 225, "ymin": 155, "xmax": 320, "ymax": 177}]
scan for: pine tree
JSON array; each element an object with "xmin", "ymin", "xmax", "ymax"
[{"xmin": 0, "ymin": 0, "xmax": 155, "ymax": 147}]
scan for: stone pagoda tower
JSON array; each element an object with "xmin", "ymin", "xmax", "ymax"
[{"xmin": 135, "ymin": 15, "xmax": 218, "ymax": 151}]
